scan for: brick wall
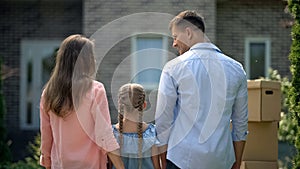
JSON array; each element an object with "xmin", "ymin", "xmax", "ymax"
[
  {"xmin": 216, "ymin": 0, "xmax": 292, "ymax": 78},
  {"xmin": 84, "ymin": 0, "xmax": 216, "ymax": 40},
  {"xmin": 1, "ymin": 0, "xmax": 292, "ymax": 162},
  {"xmin": 84, "ymin": 0, "xmax": 216, "ymax": 122},
  {"xmin": 0, "ymin": 0, "xmax": 82, "ymax": 161}
]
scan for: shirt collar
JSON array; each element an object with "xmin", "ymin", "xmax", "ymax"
[{"xmin": 189, "ymin": 43, "xmax": 222, "ymax": 53}]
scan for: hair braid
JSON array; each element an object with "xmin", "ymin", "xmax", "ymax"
[
  {"xmin": 118, "ymin": 104, "xmax": 124, "ymax": 155},
  {"xmin": 137, "ymin": 103, "xmax": 143, "ymax": 169},
  {"xmin": 118, "ymin": 83, "xmax": 146, "ymax": 169}
]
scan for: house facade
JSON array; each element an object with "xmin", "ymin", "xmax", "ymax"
[
  {"xmin": 1, "ymin": 0, "xmax": 83, "ymax": 160},
  {"xmin": 1, "ymin": 0, "xmax": 292, "ymax": 161}
]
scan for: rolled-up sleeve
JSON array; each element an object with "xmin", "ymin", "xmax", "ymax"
[
  {"xmin": 155, "ymin": 68, "xmax": 178, "ymax": 146},
  {"xmin": 92, "ymin": 83, "xmax": 120, "ymax": 152},
  {"xmin": 231, "ymin": 76, "xmax": 248, "ymax": 141},
  {"xmin": 39, "ymin": 93, "xmax": 52, "ymax": 168}
]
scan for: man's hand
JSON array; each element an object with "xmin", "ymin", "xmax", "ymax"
[{"xmin": 231, "ymin": 162, "xmax": 241, "ymax": 169}]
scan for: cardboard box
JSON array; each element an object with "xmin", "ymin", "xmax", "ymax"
[
  {"xmin": 241, "ymin": 161, "xmax": 278, "ymax": 169},
  {"xmin": 243, "ymin": 122, "xmax": 278, "ymax": 161},
  {"xmin": 247, "ymin": 80, "xmax": 281, "ymax": 122}
]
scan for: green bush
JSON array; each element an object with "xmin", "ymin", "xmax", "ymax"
[
  {"xmin": 279, "ymin": 112, "xmax": 298, "ymax": 144},
  {"xmin": 287, "ymin": 0, "xmax": 300, "ymax": 168},
  {"xmin": 0, "ymin": 58, "xmax": 12, "ymax": 164},
  {"xmin": 0, "ymin": 160, "xmax": 40, "ymax": 169},
  {"xmin": 0, "ymin": 134, "xmax": 43, "ymax": 169}
]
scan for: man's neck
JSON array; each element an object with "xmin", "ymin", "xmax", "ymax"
[{"xmin": 190, "ymin": 35, "xmax": 205, "ymax": 47}]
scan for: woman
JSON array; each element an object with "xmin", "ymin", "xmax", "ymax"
[{"xmin": 39, "ymin": 34, "xmax": 124, "ymax": 169}]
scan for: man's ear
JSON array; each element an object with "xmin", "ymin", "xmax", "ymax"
[
  {"xmin": 143, "ymin": 101, "xmax": 147, "ymax": 109},
  {"xmin": 186, "ymin": 27, "xmax": 193, "ymax": 40}
]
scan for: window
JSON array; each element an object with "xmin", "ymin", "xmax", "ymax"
[
  {"xmin": 131, "ymin": 35, "xmax": 168, "ymax": 90},
  {"xmin": 20, "ymin": 40, "xmax": 60, "ymax": 130},
  {"xmin": 245, "ymin": 38, "xmax": 270, "ymax": 79}
]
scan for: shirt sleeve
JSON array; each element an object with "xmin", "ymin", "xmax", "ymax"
[
  {"xmin": 39, "ymin": 92, "xmax": 52, "ymax": 168},
  {"xmin": 91, "ymin": 83, "xmax": 120, "ymax": 152},
  {"xmin": 231, "ymin": 75, "xmax": 248, "ymax": 141},
  {"xmin": 155, "ymin": 68, "xmax": 178, "ymax": 146}
]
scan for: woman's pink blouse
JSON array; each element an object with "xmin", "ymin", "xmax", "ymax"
[{"xmin": 39, "ymin": 81, "xmax": 119, "ymax": 169}]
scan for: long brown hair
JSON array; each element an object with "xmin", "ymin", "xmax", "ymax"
[
  {"xmin": 118, "ymin": 83, "xmax": 145, "ymax": 169},
  {"xmin": 43, "ymin": 34, "xmax": 95, "ymax": 117}
]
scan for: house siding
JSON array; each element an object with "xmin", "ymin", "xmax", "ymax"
[
  {"xmin": 216, "ymin": 0, "xmax": 292, "ymax": 77},
  {"xmin": 1, "ymin": 0, "xmax": 293, "ymax": 163},
  {"xmin": 0, "ymin": 0, "xmax": 82, "ymax": 161},
  {"xmin": 84, "ymin": 0, "xmax": 216, "ymax": 123}
]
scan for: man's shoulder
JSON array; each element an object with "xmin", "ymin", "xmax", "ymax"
[
  {"xmin": 218, "ymin": 53, "xmax": 243, "ymax": 68},
  {"xmin": 163, "ymin": 51, "xmax": 193, "ymax": 71}
]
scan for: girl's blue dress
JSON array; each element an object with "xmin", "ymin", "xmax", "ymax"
[{"xmin": 112, "ymin": 123, "xmax": 159, "ymax": 169}]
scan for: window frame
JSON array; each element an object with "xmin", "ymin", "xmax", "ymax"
[
  {"xmin": 131, "ymin": 34, "xmax": 168, "ymax": 90},
  {"xmin": 244, "ymin": 37, "xmax": 271, "ymax": 79},
  {"xmin": 20, "ymin": 40, "xmax": 61, "ymax": 130}
]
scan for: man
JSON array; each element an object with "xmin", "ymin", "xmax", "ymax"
[{"xmin": 155, "ymin": 10, "xmax": 248, "ymax": 169}]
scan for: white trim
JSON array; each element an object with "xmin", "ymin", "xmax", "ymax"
[
  {"xmin": 131, "ymin": 35, "xmax": 137, "ymax": 80},
  {"xmin": 131, "ymin": 34, "xmax": 168, "ymax": 90},
  {"xmin": 162, "ymin": 36, "xmax": 168, "ymax": 65},
  {"xmin": 244, "ymin": 37, "xmax": 271, "ymax": 79},
  {"xmin": 20, "ymin": 40, "xmax": 60, "ymax": 130}
]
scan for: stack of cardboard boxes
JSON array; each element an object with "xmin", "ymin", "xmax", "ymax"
[{"xmin": 241, "ymin": 80, "xmax": 281, "ymax": 169}]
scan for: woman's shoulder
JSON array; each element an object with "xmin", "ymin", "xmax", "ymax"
[
  {"xmin": 88, "ymin": 80, "xmax": 107, "ymax": 97},
  {"xmin": 92, "ymin": 80, "xmax": 104, "ymax": 89}
]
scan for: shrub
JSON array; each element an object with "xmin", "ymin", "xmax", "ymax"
[
  {"xmin": 0, "ymin": 58, "xmax": 12, "ymax": 164},
  {"xmin": 0, "ymin": 134, "xmax": 43, "ymax": 169},
  {"xmin": 287, "ymin": 0, "xmax": 300, "ymax": 168}
]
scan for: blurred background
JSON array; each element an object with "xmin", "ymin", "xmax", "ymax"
[{"xmin": 0, "ymin": 0, "xmax": 297, "ymax": 168}]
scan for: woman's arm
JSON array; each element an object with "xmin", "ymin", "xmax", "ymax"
[
  {"xmin": 107, "ymin": 150, "xmax": 124, "ymax": 169},
  {"xmin": 92, "ymin": 83, "xmax": 124, "ymax": 169},
  {"xmin": 39, "ymin": 93, "xmax": 53, "ymax": 168}
]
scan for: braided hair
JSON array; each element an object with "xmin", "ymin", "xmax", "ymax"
[{"xmin": 118, "ymin": 83, "xmax": 146, "ymax": 169}]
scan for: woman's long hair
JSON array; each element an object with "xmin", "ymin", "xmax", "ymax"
[
  {"xmin": 118, "ymin": 83, "xmax": 145, "ymax": 169},
  {"xmin": 43, "ymin": 34, "xmax": 95, "ymax": 117}
]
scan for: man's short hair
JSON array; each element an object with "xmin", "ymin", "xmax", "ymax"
[{"xmin": 169, "ymin": 10, "xmax": 205, "ymax": 33}]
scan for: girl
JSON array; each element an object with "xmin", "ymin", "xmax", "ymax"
[
  {"xmin": 39, "ymin": 34, "xmax": 124, "ymax": 169},
  {"xmin": 110, "ymin": 83, "xmax": 161, "ymax": 169}
]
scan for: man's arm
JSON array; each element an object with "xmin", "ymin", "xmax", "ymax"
[
  {"xmin": 231, "ymin": 141, "xmax": 246, "ymax": 169},
  {"xmin": 231, "ymin": 71, "xmax": 248, "ymax": 169},
  {"xmin": 155, "ymin": 69, "xmax": 177, "ymax": 145}
]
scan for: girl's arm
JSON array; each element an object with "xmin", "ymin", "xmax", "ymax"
[
  {"xmin": 151, "ymin": 145, "xmax": 161, "ymax": 169},
  {"xmin": 158, "ymin": 145, "xmax": 167, "ymax": 169}
]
